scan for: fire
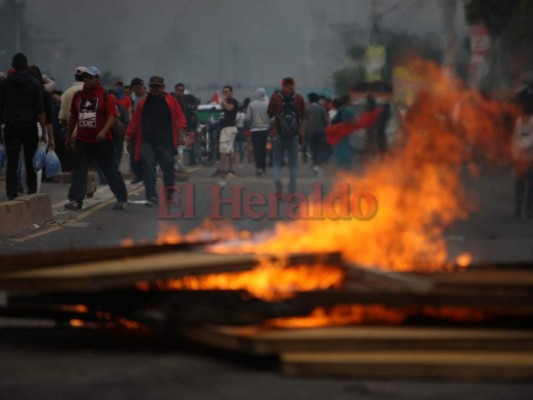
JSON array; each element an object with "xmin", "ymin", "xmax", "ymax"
[
  {"xmin": 456, "ymin": 252, "xmax": 473, "ymax": 269},
  {"xmin": 156, "ymin": 223, "xmax": 183, "ymax": 245},
  {"xmin": 120, "ymin": 238, "xmax": 135, "ymax": 247},
  {"xmin": 146, "ymin": 258, "xmax": 345, "ymax": 301},
  {"xmin": 269, "ymin": 305, "xmax": 407, "ymax": 329},
  {"xmin": 69, "ymin": 319, "xmax": 85, "ymax": 328},
  {"xmin": 207, "ymin": 59, "xmax": 510, "ymax": 272},
  {"xmin": 268, "ymin": 304, "xmax": 504, "ymax": 328},
  {"xmin": 61, "ymin": 304, "xmax": 89, "ymax": 314}
]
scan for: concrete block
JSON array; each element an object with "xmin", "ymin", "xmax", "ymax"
[
  {"xmin": 0, "ymin": 200, "xmax": 33, "ymax": 236},
  {"xmin": 14, "ymin": 194, "xmax": 53, "ymax": 226}
]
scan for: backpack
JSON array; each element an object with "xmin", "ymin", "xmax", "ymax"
[{"xmin": 277, "ymin": 92, "xmax": 300, "ymax": 138}]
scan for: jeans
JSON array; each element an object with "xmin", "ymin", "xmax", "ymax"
[
  {"xmin": 252, "ymin": 129, "xmax": 268, "ymax": 171},
  {"xmin": 69, "ymin": 140, "xmax": 127, "ymax": 203},
  {"xmin": 129, "ymin": 141, "xmax": 142, "ymax": 180},
  {"xmin": 515, "ymin": 161, "xmax": 533, "ymax": 213},
  {"xmin": 140, "ymin": 142, "xmax": 176, "ymax": 200},
  {"xmin": 4, "ymin": 123, "xmax": 39, "ymax": 199},
  {"xmin": 307, "ymin": 134, "xmax": 329, "ymax": 166},
  {"xmin": 333, "ymin": 135, "xmax": 352, "ymax": 170},
  {"xmin": 272, "ymin": 136, "xmax": 298, "ymax": 195}
]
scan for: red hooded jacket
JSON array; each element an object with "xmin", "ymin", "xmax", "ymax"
[{"xmin": 126, "ymin": 93, "xmax": 187, "ymax": 162}]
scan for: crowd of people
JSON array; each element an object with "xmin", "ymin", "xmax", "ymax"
[{"xmin": 0, "ymin": 52, "xmax": 532, "ymax": 218}]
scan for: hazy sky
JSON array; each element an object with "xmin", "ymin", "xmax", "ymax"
[{"xmin": 20, "ymin": 0, "xmax": 464, "ymax": 98}]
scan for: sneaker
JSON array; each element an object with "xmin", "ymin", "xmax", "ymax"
[
  {"xmin": 112, "ymin": 201, "xmax": 125, "ymax": 210},
  {"xmin": 64, "ymin": 200, "xmax": 82, "ymax": 211},
  {"xmin": 130, "ymin": 177, "xmax": 143, "ymax": 185},
  {"xmin": 145, "ymin": 197, "xmax": 159, "ymax": 207},
  {"xmin": 256, "ymin": 169, "xmax": 263, "ymax": 176},
  {"xmin": 226, "ymin": 170, "xmax": 236, "ymax": 178}
]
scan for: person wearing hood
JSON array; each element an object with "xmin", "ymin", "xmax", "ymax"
[
  {"xmin": 0, "ymin": 53, "xmax": 50, "ymax": 200},
  {"xmin": 245, "ymin": 87, "xmax": 270, "ymax": 176},
  {"xmin": 64, "ymin": 66, "xmax": 127, "ymax": 211}
]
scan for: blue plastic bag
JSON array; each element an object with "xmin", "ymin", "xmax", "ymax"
[
  {"xmin": 45, "ymin": 150, "xmax": 62, "ymax": 178},
  {"xmin": 0, "ymin": 143, "xmax": 6, "ymax": 172},
  {"xmin": 32, "ymin": 142, "xmax": 47, "ymax": 172}
]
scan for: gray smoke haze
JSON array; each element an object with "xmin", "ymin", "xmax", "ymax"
[{"xmin": 17, "ymin": 0, "xmax": 463, "ymax": 99}]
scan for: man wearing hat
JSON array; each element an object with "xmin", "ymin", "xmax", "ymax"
[
  {"xmin": 126, "ymin": 75, "xmax": 187, "ymax": 207},
  {"xmin": 65, "ymin": 66, "xmax": 128, "ymax": 210},
  {"xmin": 0, "ymin": 53, "xmax": 50, "ymax": 200}
]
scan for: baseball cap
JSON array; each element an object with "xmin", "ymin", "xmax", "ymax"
[
  {"xmin": 130, "ymin": 77, "xmax": 144, "ymax": 86},
  {"xmin": 84, "ymin": 66, "xmax": 101, "ymax": 77},
  {"xmin": 149, "ymin": 76, "xmax": 165, "ymax": 86},
  {"xmin": 75, "ymin": 66, "xmax": 87, "ymax": 75}
]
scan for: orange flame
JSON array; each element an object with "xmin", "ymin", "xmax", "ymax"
[
  {"xmin": 268, "ymin": 304, "xmax": 503, "ymax": 328},
  {"xmin": 146, "ymin": 258, "xmax": 345, "ymax": 301},
  {"xmin": 207, "ymin": 59, "xmax": 510, "ymax": 272}
]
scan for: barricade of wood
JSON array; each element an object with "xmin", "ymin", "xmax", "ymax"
[{"xmin": 0, "ymin": 245, "xmax": 532, "ymax": 381}]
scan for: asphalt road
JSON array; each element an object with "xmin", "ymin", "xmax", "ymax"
[{"xmin": 0, "ymin": 162, "xmax": 533, "ymax": 399}]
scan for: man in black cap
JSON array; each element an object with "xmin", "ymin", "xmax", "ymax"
[
  {"xmin": 127, "ymin": 76, "xmax": 187, "ymax": 207},
  {"xmin": 0, "ymin": 53, "xmax": 51, "ymax": 200}
]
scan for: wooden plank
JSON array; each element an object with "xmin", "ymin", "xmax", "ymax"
[
  {"xmin": 184, "ymin": 326, "xmax": 533, "ymax": 355},
  {"xmin": 414, "ymin": 270, "xmax": 533, "ymax": 289},
  {"xmin": 0, "ymin": 252, "xmax": 259, "ymax": 292},
  {"xmin": 281, "ymin": 351, "xmax": 533, "ymax": 381},
  {"xmin": 345, "ymin": 263, "xmax": 434, "ymax": 294},
  {"xmin": 294, "ymin": 290, "xmax": 533, "ymax": 310},
  {"xmin": 0, "ymin": 251, "xmax": 343, "ymax": 293},
  {"xmin": 0, "ymin": 242, "xmax": 212, "ymax": 273}
]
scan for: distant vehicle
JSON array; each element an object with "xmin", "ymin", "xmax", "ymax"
[{"xmin": 196, "ymin": 104, "xmax": 223, "ymax": 123}]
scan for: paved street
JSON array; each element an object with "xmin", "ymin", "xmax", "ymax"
[
  {"xmin": 0, "ymin": 161, "xmax": 532, "ymax": 399},
  {"xmin": 1, "ymin": 161, "xmax": 532, "ymax": 263}
]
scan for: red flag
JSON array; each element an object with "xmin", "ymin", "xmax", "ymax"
[
  {"xmin": 209, "ymin": 91, "xmax": 220, "ymax": 104},
  {"xmin": 326, "ymin": 109, "xmax": 382, "ymax": 146}
]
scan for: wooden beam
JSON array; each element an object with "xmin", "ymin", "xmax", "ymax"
[
  {"xmin": 281, "ymin": 351, "xmax": 533, "ymax": 381},
  {"xmin": 0, "ymin": 242, "xmax": 214, "ymax": 273},
  {"xmin": 183, "ymin": 325, "xmax": 533, "ymax": 356},
  {"xmin": 345, "ymin": 263, "xmax": 434, "ymax": 294}
]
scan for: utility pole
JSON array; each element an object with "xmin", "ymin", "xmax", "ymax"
[
  {"xmin": 366, "ymin": 0, "xmax": 374, "ymax": 46},
  {"xmin": 441, "ymin": 0, "xmax": 458, "ymax": 73}
]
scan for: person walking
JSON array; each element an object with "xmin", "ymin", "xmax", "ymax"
[
  {"xmin": 64, "ymin": 66, "xmax": 127, "ymax": 210},
  {"xmin": 0, "ymin": 53, "xmax": 51, "ymax": 200},
  {"xmin": 126, "ymin": 76, "xmax": 187, "ymax": 207},
  {"xmin": 512, "ymin": 101, "xmax": 533, "ymax": 219},
  {"xmin": 213, "ymin": 85, "xmax": 239, "ymax": 178},
  {"xmin": 304, "ymin": 92, "xmax": 329, "ymax": 175},
  {"xmin": 245, "ymin": 87, "xmax": 270, "ymax": 176},
  {"xmin": 267, "ymin": 77, "xmax": 305, "ymax": 198}
]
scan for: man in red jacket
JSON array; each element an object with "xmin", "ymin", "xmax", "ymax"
[
  {"xmin": 126, "ymin": 76, "xmax": 187, "ymax": 207},
  {"xmin": 65, "ymin": 66, "xmax": 127, "ymax": 210}
]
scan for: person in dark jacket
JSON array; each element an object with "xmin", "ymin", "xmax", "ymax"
[{"xmin": 0, "ymin": 53, "xmax": 53, "ymax": 200}]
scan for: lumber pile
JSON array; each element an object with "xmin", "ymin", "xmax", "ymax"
[{"xmin": 0, "ymin": 245, "xmax": 532, "ymax": 381}]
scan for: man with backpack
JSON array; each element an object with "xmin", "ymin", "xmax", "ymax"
[
  {"xmin": 267, "ymin": 77, "xmax": 305, "ymax": 199},
  {"xmin": 64, "ymin": 66, "xmax": 127, "ymax": 211}
]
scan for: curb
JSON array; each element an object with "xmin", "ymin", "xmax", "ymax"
[{"xmin": 0, "ymin": 194, "xmax": 54, "ymax": 237}]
